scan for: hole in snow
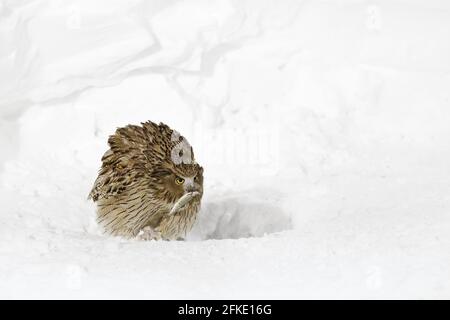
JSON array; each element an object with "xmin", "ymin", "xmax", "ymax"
[{"xmin": 188, "ymin": 197, "xmax": 292, "ymax": 240}]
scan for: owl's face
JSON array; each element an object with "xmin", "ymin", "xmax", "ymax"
[{"xmin": 159, "ymin": 164, "xmax": 204, "ymax": 202}]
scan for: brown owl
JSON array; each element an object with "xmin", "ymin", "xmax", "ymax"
[{"xmin": 88, "ymin": 121, "xmax": 203, "ymax": 240}]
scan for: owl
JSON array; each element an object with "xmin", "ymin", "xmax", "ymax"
[{"xmin": 88, "ymin": 121, "xmax": 203, "ymax": 240}]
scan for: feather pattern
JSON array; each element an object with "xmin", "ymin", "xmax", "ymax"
[{"xmin": 89, "ymin": 121, "xmax": 203, "ymax": 240}]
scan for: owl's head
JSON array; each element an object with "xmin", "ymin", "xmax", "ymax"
[
  {"xmin": 156, "ymin": 162, "xmax": 204, "ymax": 203},
  {"xmin": 146, "ymin": 125, "xmax": 204, "ymax": 205}
]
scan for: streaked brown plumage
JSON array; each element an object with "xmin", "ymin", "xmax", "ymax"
[{"xmin": 89, "ymin": 121, "xmax": 203, "ymax": 240}]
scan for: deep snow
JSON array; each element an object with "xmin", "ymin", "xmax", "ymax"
[{"xmin": 0, "ymin": 0, "xmax": 449, "ymax": 299}]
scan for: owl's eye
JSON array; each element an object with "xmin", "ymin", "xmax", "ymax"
[
  {"xmin": 175, "ymin": 177, "xmax": 185, "ymax": 185},
  {"xmin": 194, "ymin": 175, "xmax": 198, "ymax": 181}
]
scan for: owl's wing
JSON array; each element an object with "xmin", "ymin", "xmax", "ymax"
[
  {"xmin": 88, "ymin": 152, "xmax": 145, "ymax": 201},
  {"xmin": 88, "ymin": 125, "xmax": 149, "ymax": 201},
  {"xmin": 88, "ymin": 168, "xmax": 139, "ymax": 202}
]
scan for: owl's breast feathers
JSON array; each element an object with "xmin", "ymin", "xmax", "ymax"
[{"xmin": 157, "ymin": 197, "xmax": 201, "ymax": 240}]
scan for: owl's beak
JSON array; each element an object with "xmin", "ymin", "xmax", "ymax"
[
  {"xmin": 184, "ymin": 184, "xmax": 198, "ymax": 193},
  {"xmin": 183, "ymin": 178, "xmax": 201, "ymax": 195}
]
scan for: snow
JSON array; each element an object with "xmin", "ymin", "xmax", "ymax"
[{"xmin": 1, "ymin": 0, "xmax": 450, "ymax": 299}]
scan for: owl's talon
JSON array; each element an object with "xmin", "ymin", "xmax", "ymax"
[{"xmin": 137, "ymin": 226, "xmax": 161, "ymax": 241}]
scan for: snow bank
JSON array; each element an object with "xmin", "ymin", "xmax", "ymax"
[{"xmin": 0, "ymin": 0, "xmax": 449, "ymax": 298}]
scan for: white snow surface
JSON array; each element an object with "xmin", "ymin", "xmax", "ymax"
[{"xmin": 1, "ymin": 0, "xmax": 450, "ymax": 299}]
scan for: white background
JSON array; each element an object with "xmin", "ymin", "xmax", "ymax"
[{"xmin": 0, "ymin": 0, "xmax": 449, "ymax": 298}]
